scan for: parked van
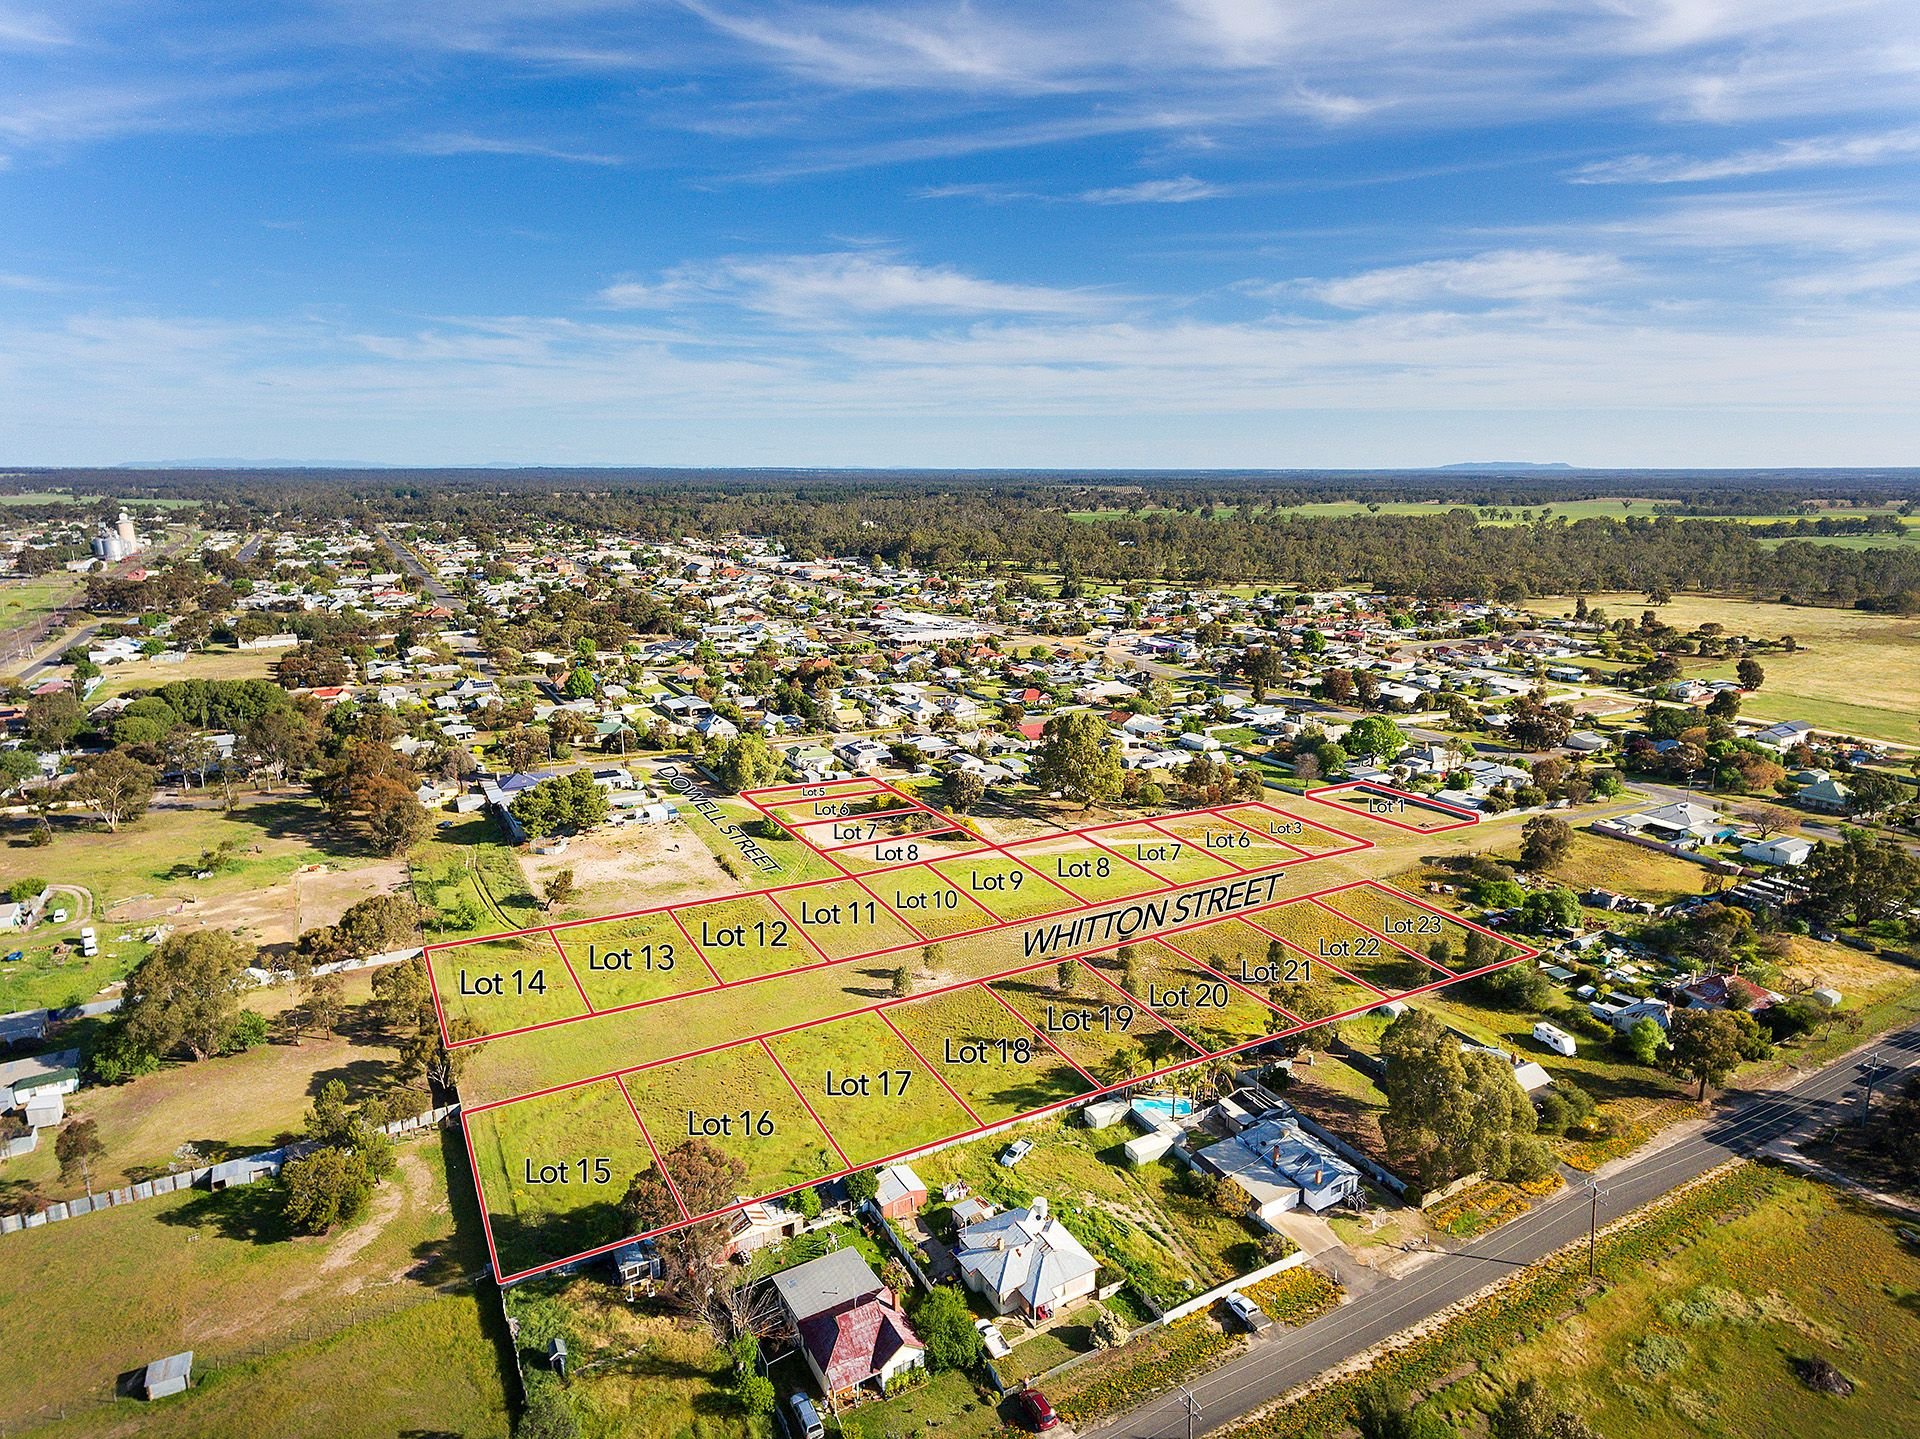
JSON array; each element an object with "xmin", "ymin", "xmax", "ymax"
[
  {"xmin": 788, "ymin": 1394, "xmax": 824, "ymax": 1439},
  {"xmin": 79, "ymin": 927, "xmax": 99, "ymax": 958},
  {"xmin": 1531, "ymin": 1021, "xmax": 1577, "ymax": 1058}
]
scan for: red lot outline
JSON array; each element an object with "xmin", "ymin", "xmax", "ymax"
[{"xmin": 437, "ymin": 781, "xmax": 1533, "ymax": 1284}]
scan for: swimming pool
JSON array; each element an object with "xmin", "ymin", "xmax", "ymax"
[{"xmin": 1130, "ymin": 1094, "xmax": 1197, "ymax": 1122}]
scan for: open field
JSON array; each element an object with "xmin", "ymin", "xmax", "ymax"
[
  {"xmin": 1445, "ymin": 1167, "xmax": 1920, "ymax": 1439},
  {"xmin": 1528, "ymin": 591, "xmax": 1920, "ymax": 745},
  {"xmin": 0, "ymin": 573, "xmax": 81, "ymax": 634},
  {"xmin": 88, "ymin": 648, "xmax": 279, "ymax": 700},
  {"xmin": 0, "ymin": 1131, "xmax": 493, "ymax": 1432},
  {"xmin": 0, "ymin": 797, "xmax": 402, "ymax": 1012},
  {"xmin": 5, "ymin": 969, "xmax": 402, "ymax": 1201},
  {"xmin": 1543, "ymin": 830, "xmax": 1718, "ymax": 906}
]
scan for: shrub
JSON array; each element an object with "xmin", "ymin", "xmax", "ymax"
[{"xmin": 221, "ymin": 1008, "xmax": 271, "ymax": 1055}]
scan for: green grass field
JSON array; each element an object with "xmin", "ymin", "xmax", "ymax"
[
  {"xmin": 1083, "ymin": 942, "xmax": 1281, "ymax": 1052},
  {"xmin": 465, "ymin": 1076, "xmax": 664, "ymax": 1275},
  {"xmin": 765, "ymin": 1009, "xmax": 975, "ymax": 1164},
  {"xmin": 1545, "ymin": 830, "xmax": 1717, "ymax": 905},
  {"xmin": 1528, "ymin": 592, "xmax": 1920, "ymax": 745},
  {"xmin": 868, "ymin": 863, "xmax": 1001, "ymax": 937},
  {"xmin": 883, "ymin": 983, "xmax": 1092, "ymax": 1121},
  {"xmin": 622, "ymin": 1040, "xmax": 840, "ymax": 1200},
  {"xmin": 987, "ymin": 968, "xmax": 1198, "ymax": 1082},
  {"xmin": 780, "ymin": 877, "xmax": 924, "ymax": 961},
  {"xmin": 1093, "ymin": 824, "xmax": 1247, "ymax": 884},
  {"xmin": 429, "ymin": 931, "xmax": 591, "ymax": 1036},
  {"xmin": 932, "ymin": 851, "xmax": 1083, "ymax": 922},
  {"xmin": 556, "ymin": 908, "xmax": 716, "ymax": 1008},
  {"xmin": 1008, "ymin": 836, "xmax": 1169, "ymax": 905},
  {"xmin": 1451, "ymin": 1168, "xmax": 1920, "ymax": 1439},
  {"xmin": 0, "ymin": 1132, "xmax": 497, "ymax": 1431},
  {"xmin": 0, "ymin": 572, "xmax": 81, "ymax": 634},
  {"xmin": 500, "ymin": 1276, "xmax": 763, "ymax": 1439}
]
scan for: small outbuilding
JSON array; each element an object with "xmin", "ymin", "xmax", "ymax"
[
  {"xmin": 141, "ymin": 1351, "xmax": 193, "ymax": 1400},
  {"xmin": 872, "ymin": 1163, "xmax": 928, "ymax": 1221}
]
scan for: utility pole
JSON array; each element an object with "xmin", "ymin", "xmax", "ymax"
[
  {"xmin": 1586, "ymin": 1181, "xmax": 1607, "ymax": 1278},
  {"xmin": 1860, "ymin": 1051, "xmax": 1887, "ymax": 1126},
  {"xmin": 1177, "ymin": 1383, "xmax": 1201, "ymax": 1439}
]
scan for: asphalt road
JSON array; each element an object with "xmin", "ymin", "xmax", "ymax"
[{"xmin": 1085, "ymin": 1023, "xmax": 1920, "ymax": 1439}]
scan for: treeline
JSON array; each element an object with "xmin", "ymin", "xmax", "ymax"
[{"xmin": 9, "ymin": 470, "xmax": 1920, "ymax": 606}]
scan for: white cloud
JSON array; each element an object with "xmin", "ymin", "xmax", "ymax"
[
  {"xmin": 395, "ymin": 132, "xmax": 625, "ymax": 165},
  {"xmin": 1575, "ymin": 125, "xmax": 1920, "ymax": 183},
  {"xmin": 1075, "ymin": 176, "xmax": 1224, "ymax": 203},
  {"xmin": 598, "ymin": 252, "xmax": 1108, "ymax": 320},
  {"xmin": 1309, "ymin": 250, "xmax": 1629, "ymax": 309}
]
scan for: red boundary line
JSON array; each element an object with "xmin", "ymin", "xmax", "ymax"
[
  {"xmin": 758, "ymin": 1037, "xmax": 851, "ymax": 1170},
  {"xmin": 615, "ymin": 1073, "xmax": 689, "ymax": 1220},
  {"xmin": 546, "ymin": 929, "xmax": 598, "ymax": 1016},
  {"xmin": 1234, "ymin": 910, "xmax": 1398, "ymax": 999},
  {"xmin": 876, "ymin": 1008, "xmax": 984, "ymax": 1128},
  {"xmin": 979, "ymin": 978, "xmax": 1102, "ymax": 1088},
  {"xmin": 1071, "ymin": 954, "xmax": 1209, "ymax": 1058},
  {"xmin": 1299, "ymin": 780, "xmax": 1479, "ymax": 834},
  {"xmin": 475, "ymin": 928, "xmax": 1535, "ymax": 1284}
]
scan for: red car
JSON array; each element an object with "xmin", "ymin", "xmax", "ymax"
[{"xmin": 1018, "ymin": 1388, "xmax": 1060, "ymax": 1432}]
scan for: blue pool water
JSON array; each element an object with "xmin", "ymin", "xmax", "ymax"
[{"xmin": 1130, "ymin": 1094, "xmax": 1196, "ymax": 1121}]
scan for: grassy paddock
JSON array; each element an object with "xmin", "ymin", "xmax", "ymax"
[
  {"xmin": 1527, "ymin": 591, "xmax": 1920, "ymax": 745},
  {"xmin": 1227, "ymin": 1163, "xmax": 1920, "ymax": 1439},
  {"xmin": 0, "ymin": 1131, "xmax": 490, "ymax": 1430}
]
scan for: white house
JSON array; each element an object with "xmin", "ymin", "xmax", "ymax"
[
  {"xmin": 953, "ymin": 1197, "xmax": 1099, "ymax": 1321},
  {"xmin": 1194, "ymin": 1118, "xmax": 1361, "ymax": 1221},
  {"xmin": 1739, "ymin": 835, "xmax": 1814, "ymax": 867}
]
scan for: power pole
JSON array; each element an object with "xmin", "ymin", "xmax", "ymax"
[
  {"xmin": 1860, "ymin": 1051, "xmax": 1887, "ymax": 1126},
  {"xmin": 1586, "ymin": 1182, "xmax": 1607, "ymax": 1278},
  {"xmin": 1177, "ymin": 1383, "xmax": 1201, "ymax": 1439}
]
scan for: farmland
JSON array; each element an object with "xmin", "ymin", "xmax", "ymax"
[{"xmin": 1528, "ymin": 591, "xmax": 1920, "ymax": 744}]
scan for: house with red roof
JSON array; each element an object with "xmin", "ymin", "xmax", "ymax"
[
  {"xmin": 1676, "ymin": 972, "xmax": 1781, "ymax": 1013},
  {"xmin": 769, "ymin": 1249, "xmax": 925, "ymax": 1401}
]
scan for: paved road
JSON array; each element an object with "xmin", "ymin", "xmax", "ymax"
[{"xmin": 1085, "ymin": 1024, "xmax": 1920, "ymax": 1439}]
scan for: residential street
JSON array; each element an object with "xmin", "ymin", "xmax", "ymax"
[{"xmin": 1084, "ymin": 1022, "xmax": 1920, "ymax": 1439}]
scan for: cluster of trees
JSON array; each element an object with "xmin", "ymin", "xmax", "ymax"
[
  {"xmin": 1379, "ymin": 1010, "xmax": 1554, "ymax": 1193},
  {"xmin": 510, "ymin": 770, "xmax": 610, "ymax": 838},
  {"xmin": 87, "ymin": 468, "xmax": 1920, "ymax": 606},
  {"xmin": 278, "ymin": 1078, "xmax": 396, "ymax": 1234}
]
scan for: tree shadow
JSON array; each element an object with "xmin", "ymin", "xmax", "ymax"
[
  {"xmin": 305, "ymin": 1056, "xmax": 394, "ymax": 1101},
  {"xmin": 155, "ymin": 1180, "xmax": 298, "ymax": 1245},
  {"xmin": 223, "ymin": 798, "xmax": 385, "ymax": 860}
]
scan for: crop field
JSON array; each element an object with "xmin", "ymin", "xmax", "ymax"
[{"xmin": 436, "ymin": 782, "xmax": 1537, "ymax": 1280}]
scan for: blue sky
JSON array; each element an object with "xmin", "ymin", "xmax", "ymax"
[{"xmin": 2, "ymin": 1, "xmax": 1918, "ymax": 467}]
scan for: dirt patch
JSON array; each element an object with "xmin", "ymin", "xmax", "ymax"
[
  {"xmin": 527, "ymin": 823, "xmax": 739, "ymax": 919},
  {"xmin": 293, "ymin": 859, "xmax": 411, "ymax": 937}
]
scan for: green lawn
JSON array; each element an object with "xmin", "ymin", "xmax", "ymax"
[{"xmin": 0, "ymin": 1131, "xmax": 495, "ymax": 1431}]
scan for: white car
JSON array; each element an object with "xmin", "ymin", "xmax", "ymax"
[
  {"xmin": 998, "ymin": 1139, "xmax": 1034, "ymax": 1167},
  {"xmin": 50, "ymin": 908, "xmax": 68, "ymax": 925},
  {"xmin": 1223, "ymin": 1292, "xmax": 1270, "ymax": 1334},
  {"xmin": 976, "ymin": 1318, "xmax": 1012, "ymax": 1360}
]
